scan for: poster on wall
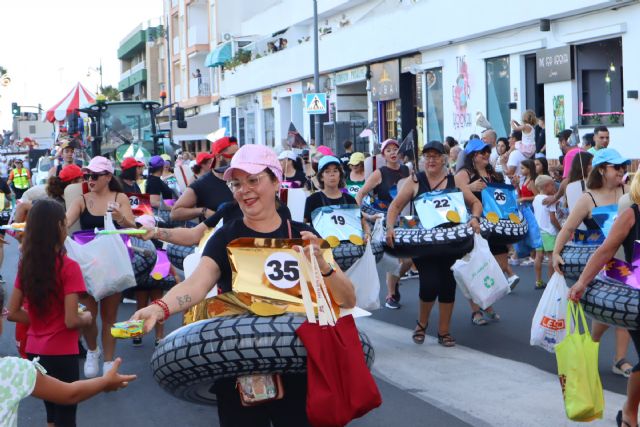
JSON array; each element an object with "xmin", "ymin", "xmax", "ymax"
[
  {"xmin": 452, "ymin": 56, "xmax": 471, "ymax": 130},
  {"xmin": 371, "ymin": 60, "xmax": 400, "ymax": 102},
  {"xmin": 553, "ymin": 95, "xmax": 565, "ymax": 137}
]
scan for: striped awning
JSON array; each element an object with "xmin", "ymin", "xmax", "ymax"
[
  {"xmin": 44, "ymin": 82, "xmax": 96, "ymax": 123},
  {"xmin": 205, "ymin": 42, "xmax": 232, "ymax": 68}
]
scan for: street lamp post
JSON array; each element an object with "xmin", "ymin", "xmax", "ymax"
[
  {"xmin": 87, "ymin": 60, "xmax": 103, "ymax": 94},
  {"xmin": 313, "ymin": 0, "xmax": 322, "ymax": 146}
]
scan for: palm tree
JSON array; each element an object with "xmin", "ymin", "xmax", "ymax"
[{"xmin": 100, "ymin": 85, "xmax": 120, "ymax": 101}]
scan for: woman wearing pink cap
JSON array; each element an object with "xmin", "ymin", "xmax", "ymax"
[
  {"xmin": 66, "ymin": 156, "xmax": 138, "ymax": 379},
  {"xmin": 132, "ymin": 144, "xmax": 355, "ymax": 426},
  {"xmin": 355, "ymin": 139, "xmax": 412, "ymax": 310}
]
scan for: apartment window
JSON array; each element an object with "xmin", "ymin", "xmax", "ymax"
[
  {"xmin": 486, "ymin": 56, "xmax": 511, "ymax": 138},
  {"xmin": 246, "ymin": 113, "xmax": 256, "ymax": 145},
  {"xmin": 577, "ymin": 37, "xmax": 623, "ymax": 126},
  {"xmin": 264, "ymin": 108, "xmax": 275, "ymax": 147},
  {"xmin": 385, "ymin": 100, "xmax": 397, "ymax": 139},
  {"xmin": 425, "ymin": 68, "xmax": 444, "ymax": 143}
]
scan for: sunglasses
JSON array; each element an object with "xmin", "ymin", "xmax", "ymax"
[
  {"xmin": 607, "ymin": 164, "xmax": 627, "ymax": 171},
  {"xmin": 84, "ymin": 172, "xmax": 109, "ymax": 181}
]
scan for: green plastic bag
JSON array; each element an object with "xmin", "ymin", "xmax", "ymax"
[{"xmin": 555, "ymin": 301, "xmax": 604, "ymax": 422}]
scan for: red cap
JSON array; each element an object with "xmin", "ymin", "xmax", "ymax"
[
  {"xmin": 196, "ymin": 152, "xmax": 215, "ymax": 165},
  {"xmin": 211, "ymin": 137, "xmax": 237, "ymax": 155},
  {"xmin": 121, "ymin": 157, "xmax": 144, "ymax": 170},
  {"xmin": 59, "ymin": 164, "xmax": 83, "ymax": 183}
]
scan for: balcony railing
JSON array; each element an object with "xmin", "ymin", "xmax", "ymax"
[
  {"xmin": 131, "ymin": 60, "xmax": 146, "ymax": 74},
  {"xmin": 120, "ymin": 69, "xmax": 131, "ymax": 81},
  {"xmin": 189, "ymin": 78, "xmax": 210, "ymax": 97},
  {"xmin": 188, "ymin": 26, "xmax": 208, "ymax": 47}
]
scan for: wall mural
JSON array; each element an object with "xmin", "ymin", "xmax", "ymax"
[
  {"xmin": 553, "ymin": 95, "xmax": 565, "ymax": 137},
  {"xmin": 452, "ymin": 56, "xmax": 471, "ymax": 129}
]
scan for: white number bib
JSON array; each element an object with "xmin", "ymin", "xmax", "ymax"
[
  {"xmin": 264, "ymin": 252, "xmax": 301, "ymax": 289},
  {"xmin": 311, "ymin": 204, "xmax": 363, "ymax": 242},
  {"xmin": 414, "ymin": 190, "xmax": 468, "ymax": 230}
]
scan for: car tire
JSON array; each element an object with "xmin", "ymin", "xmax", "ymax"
[
  {"xmin": 485, "ymin": 218, "xmax": 528, "ymax": 245},
  {"xmin": 561, "ymin": 243, "xmax": 598, "ymax": 280},
  {"xmin": 582, "ymin": 276, "xmax": 640, "ymax": 329},
  {"xmin": 166, "ymin": 244, "xmax": 196, "ymax": 271}
]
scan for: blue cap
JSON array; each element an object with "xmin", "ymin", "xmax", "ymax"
[
  {"xmin": 318, "ymin": 155, "xmax": 341, "ymax": 173},
  {"xmin": 464, "ymin": 138, "xmax": 490, "ymax": 154},
  {"xmin": 592, "ymin": 148, "xmax": 630, "ymax": 167}
]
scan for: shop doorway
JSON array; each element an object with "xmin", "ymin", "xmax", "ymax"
[{"xmin": 525, "ymin": 54, "xmax": 545, "ymax": 117}]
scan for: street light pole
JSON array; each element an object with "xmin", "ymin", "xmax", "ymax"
[
  {"xmin": 313, "ymin": 0, "xmax": 322, "ymax": 145},
  {"xmin": 165, "ymin": 16, "xmax": 174, "ymax": 144}
]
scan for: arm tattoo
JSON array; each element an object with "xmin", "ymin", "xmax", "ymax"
[
  {"xmin": 159, "ymin": 229, "xmax": 170, "ymax": 241},
  {"xmin": 176, "ymin": 294, "xmax": 192, "ymax": 308}
]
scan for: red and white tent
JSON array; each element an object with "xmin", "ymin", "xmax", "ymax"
[{"xmin": 45, "ymin": 82, "xmax": 96, "ymax": 123}]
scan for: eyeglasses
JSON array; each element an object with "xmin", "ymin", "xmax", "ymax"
[
  {"xmin": 84, "ymin": 172, "xmax": 109, "ymax": 181},
  {"xmin": 227, "ymin": 173, "xmax": 267, "ymax": 193},
  {"xmin": 607, "ymin": 164, "xmax": 627, "ymax": 171},
  {"xmin": 423, "ymin": 154, "xmax": 442, "ymax": 160}
]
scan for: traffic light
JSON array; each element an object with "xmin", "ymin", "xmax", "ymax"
[
  {"xmin": 175, "ymin": 106, "xmax": 187, "ymax": 128},
  {"xmin": 11, "ymin": 102, "xmax": 20, "ymax": 116}
]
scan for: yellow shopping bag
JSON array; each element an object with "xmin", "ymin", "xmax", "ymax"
[{"xmin": 555, "ymin": 301, "xmax": 604, "ymax": 422}]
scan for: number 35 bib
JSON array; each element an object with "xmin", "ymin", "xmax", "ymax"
[
  {"xmin": 311, "ymin": 204, "xmax": 363, "ymax": 243},
  {"xmin": 414, "ymin": 189, "xmax": 468, "ymax": 230}
]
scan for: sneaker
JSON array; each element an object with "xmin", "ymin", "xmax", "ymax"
[
  {"xmin": 385, "ymin": 296, "xmax": 401, "ymax": 309},
  {"xmin": 520, "ymin": 257, "xmax": 535, "ymax": 266},
  {"xmin": 508, "ymin": 258, "xmax": 520, "ymax": 266},
  {"xmin": 102, "ymin": 361, "xmax": 115, "ymax": 376},
  {"xmin": 400, "ymin": 270, "xmax": 419, "ymax": 281},
  {"xmin": 84, "ymin": 348, "xmax": 101, "ymax": 378},
  {"xmin": 132, "ymin": 337, "xmax": 143, "ymax": 347},
  {"xmin": 535, "ymin": 280, "xmax": 547, "ymax": 290},
  {"xmin": 507, "ymin": 275, "xmax": 520, "ymax": 291}
]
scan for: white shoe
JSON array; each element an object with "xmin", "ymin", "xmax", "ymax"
[
  {"xmin": 84, "ymin": 348, "xmax": 101, "ymax": 378},
  {"xmin": 507, "ymin": 275, "xmax": 520, "ymax": 291},
  {"xmin": 102, "ymin": 361, "xmax": 115, "ymax": 376}
]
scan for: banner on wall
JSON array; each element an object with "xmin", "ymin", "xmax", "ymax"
[
  {"xmin": 371, "ymin": 60, "xmax": 400, "ymax": 102},
  {"xmin": 536, "ymin": 46, "xmax": 574, "ymax": 84}
]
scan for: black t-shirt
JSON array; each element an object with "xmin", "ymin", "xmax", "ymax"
[
  {"xmin": 283, "ymin": 169, "xmax": 307, "ymax": 188},
  {"xmin": 0, "ymin": 177, "xmax": 11, "ymax": 195},
  {"xmin": 146, "ymin": 175, "xmax": 174, "ymax": 199},
  {"xmin": 204, "ymin": 201, "xmax": 292, "ymax": 228},
  {"xmin": 189, "ymin": 171, "xmax": 233, "ymax": 212},
  {"xmin": 119, "ymin": 179, "xmax": 141, "ymax": 194},
  {"xmin": 303, "ymin": 191, "xmax": 357, "ymax": 223},
  {"xmin": 202, "ymin": 218, "xmax": 319, "ymax": 292}
]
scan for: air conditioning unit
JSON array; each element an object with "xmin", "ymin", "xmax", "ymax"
[{"xmin": 222, "ymin": 32, "xmax": 232, "ymax": 42}]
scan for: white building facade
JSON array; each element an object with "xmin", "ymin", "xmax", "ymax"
[{"xmin": 207, "ymin": 0, "xmax": 639, "ymax": 160}]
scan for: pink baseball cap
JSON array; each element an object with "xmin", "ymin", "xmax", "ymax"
[
  {"xmin": 84, "ymin": 156, "xmax": 114, "ymax": 174},
  {"xmin": 223, "ymin": 144, "xmax": 283, "ymax": 182},
  {"xmin": 316, "ymin": 145, "xmax": 334, "ymax": 156},
  {"xmin": 380, "ymin": 139, "xmax": 400, "ymax": 152}
]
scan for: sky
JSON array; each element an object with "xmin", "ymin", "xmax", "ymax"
[{"xmin": 0, "ymin": 0, "xmax": 164, "ymax": 129}]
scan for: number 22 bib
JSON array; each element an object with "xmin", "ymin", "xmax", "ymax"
[{"xmin": 414, "ymin": 189, "xmax": 467, "ymax": 230}]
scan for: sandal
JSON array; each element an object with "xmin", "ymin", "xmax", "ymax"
[
  {"xmin": 471, "ymin": 311, "xmax": 488, "ymax": 326},
  {"xmin": 412, "ymin": 321, "xmax": 427, "ymax": 345},
  {"xmin": 613, "ymin": 358, "xmax": 633, "ymax": 378},
  {"xmin": 482, "ymin": 308, "xmax": 501, "ymax": 322},
  {"xmin": 437, "ymin": 333, "xmax": 456, "ymax": 347},
  {"xmin": 617, "ymin": 410, "xmax": 637, "ymax": 427}
]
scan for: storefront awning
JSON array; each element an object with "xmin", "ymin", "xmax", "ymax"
[{"xmin": 205, "ymin": 42, "xmax": 232, "ymax": 68}]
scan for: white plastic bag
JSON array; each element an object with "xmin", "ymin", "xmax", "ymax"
[
  {"xmin": 65, "ymin": 213, "xmax": 136, "ymax": 301},
  {"xmin": 346, "ymin": 241, "xmax": 381, "ymax": 310},
  {"xmin": 451, "ymin": 234, "xmax": 509, "ymax": 309},
  {"xmin": 370, "ymin": 217, "xmax": 385, "ymax": 244},
  {"xmin": 530, "ymin": 272, "xmax": 568, "ymax": 353}
]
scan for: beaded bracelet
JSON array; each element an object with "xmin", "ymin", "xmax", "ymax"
[{"xmin": 151, "ymin": 299, "xmax": 170, "ymax": 323}]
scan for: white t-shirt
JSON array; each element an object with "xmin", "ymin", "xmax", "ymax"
[
  {"xmin": 0, "ymin": 357, "xmax": 38, "ymax": 427},
  {"xmin": 533, "ymin": 194, "xmax": 558, "ymax": 235},
  {"xmin": 507, "ymin": 149, "xmax": 527, "ymax": 180},
  {"xmin": 490, "ymin": 146, "xmax": 499, "ymax": 167}
]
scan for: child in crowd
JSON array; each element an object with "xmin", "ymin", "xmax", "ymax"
[
  {"xmin": 1, "ymin": 283, "xmax": 136, "ymax": 427},
  {"xmin": 533, "ymin": 175, "xmax": 561, "ymax": 289},
  {"xmin": 511, "ymin": 110, "xmax": 538, "ymax": 158},
  {"xmin": 5, "ymin": 199, "xmax": 133, "ymax": 427}
]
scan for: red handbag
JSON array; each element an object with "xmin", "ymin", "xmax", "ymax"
[{"xmin": 294, "ymin": 248, "xmax": 382, "ymax": 427}]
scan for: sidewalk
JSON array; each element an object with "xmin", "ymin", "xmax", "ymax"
[{"xmin": 356, "ymin": 317, "xmax": 625, "ymax": 427}]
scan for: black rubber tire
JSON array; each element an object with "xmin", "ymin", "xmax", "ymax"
[
  {"xmin": 130, "ymin": 237, "xmax": 157, "ymax": 285},
  {"xmin": 151, "ymin": 313, "xmax": 375, "ymax": 406},
  {"xmin": 582, "ymin": 276, "xmax": 640, "ymax": 329},
  {"xmin": 166, "ymin": 244, "xmax": 196, "ymax": 271},
  {"xmin": 371, "ymin": 241, "xmax": 384, "ymax": 263},
  {"xmin": 561, "ymin": 243, "xmax": 598, "ymax": 280},
  {"xmin": 153, "ymin": 208, "xmax": 186, "ymax": 229},
  {"xmin": 383, "ymin": 219, "xmax": 490, "ymax": 258},
  {"xmin": 361, "ymin": 203, "xmax": 386, "ymax": 218},
  {"xmin": 333, "ymin": 242, "xmax": 365, "ymax": 271},
  {"xmin": 485, "ymin": 218, "xmax": 528, "ymax": 245}
]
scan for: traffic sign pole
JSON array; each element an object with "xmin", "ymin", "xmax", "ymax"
[{"xmin": 313, "ymin": 0, "xmax": 322, "ymax": 145}]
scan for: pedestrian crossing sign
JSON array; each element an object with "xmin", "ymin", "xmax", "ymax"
[{"xmin": 305, "ymin": 93, "xmax": 327, "ymax": 115}]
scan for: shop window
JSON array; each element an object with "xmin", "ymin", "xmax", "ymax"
[
  {"xmin": 264, "ymin": 108, "xmax": 275, "ymax": 147},
  {"xmin": 385, "ymin": 100, "xmax": 397, "ymax": 139},
  {"xmin": 577, "ymin": 37, "xmax": 623, "ymax": 126},
  {"xmin": 425, "ymin": 68, "xmax": 444, "ymax": 143},
  {"xmin": 486, "ymin": 56, "xmax": 511, "ymax": 138},
  {"xmin": 246, "ymin": 113, "xmax": 255, "ymax": 145}
]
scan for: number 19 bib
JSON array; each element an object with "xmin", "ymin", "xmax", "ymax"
[
  {"xmin": 414, "ymin": 189, "xmax": 468, "ymax": 230},
  {"xmin": 311, "ymin": 204, "xmax": 363, "ymax": 243}
]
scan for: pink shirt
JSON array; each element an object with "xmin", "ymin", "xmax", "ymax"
[
  {"xmin": 563, "ymin": 147, "xmax": 583, "ymax": 179},
  {"xmin": 16, "ymin": 254, "xmax": 87, "ymax": 355}
]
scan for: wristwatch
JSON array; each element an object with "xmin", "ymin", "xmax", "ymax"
[
  {"xmin": 321, "ymin": 262, "xmax": 336, "ymax": 277},
  {"xmin": 470, "ymin": 215, "xmax": 481, "ymax": 222}
]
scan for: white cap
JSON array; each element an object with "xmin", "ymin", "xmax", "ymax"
[{"xmin": 278, "ymin": 150, "xmax": 297, "ymax": 161}]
